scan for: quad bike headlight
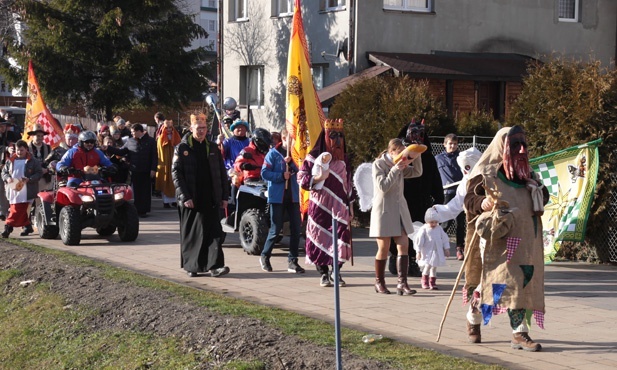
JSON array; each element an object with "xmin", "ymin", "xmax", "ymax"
[
  {"xmin": 80, "ymin": 195, "xmax": 95, "ymax": 202},
  {"xmin": 114, "ymin": 192, "xmax": 125, "ymax": 201}
]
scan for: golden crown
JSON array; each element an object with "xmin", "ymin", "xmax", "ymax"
[{"xmin": 324, "ymin": 118, "xmax": 344, "ymax": 130}]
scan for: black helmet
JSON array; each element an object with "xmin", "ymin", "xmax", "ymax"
[
  {"xmin": 252, "ymin": 128, "xmax": 272, "ymax": 153},
  {"xmin": 78, "ymin": 131, "xmax": 97, "ymax": 149}
]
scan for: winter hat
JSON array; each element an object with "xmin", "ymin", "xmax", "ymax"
[
  {"xmin": 457, "ymin": 147, "xmax": 482, "ymax": 174},
  {"xmin": 230, "ymin": 119, "xmax": 249, "ymax": 131},
  {"xmin": 424, "ymin": 207, "xmax": 439, "ymax": 223},
  {"xmin": 99, "ymin": 124, "xmax": 110, "ymax": 133}
]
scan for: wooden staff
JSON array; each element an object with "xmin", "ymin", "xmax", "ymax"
[{"xmin": 285, "ymin": 134, "xmax": 292, "ymax": 189}]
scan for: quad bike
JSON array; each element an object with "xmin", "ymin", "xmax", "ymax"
[
  {"xmin": 221, "ymin": 179, "xmax": 270, "ymax": 255},
  {"xmin": 35, "ymin": 166, "xmax": 139, "ymax": 246}
]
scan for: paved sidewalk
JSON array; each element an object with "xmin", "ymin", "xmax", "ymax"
[{"xmin": 21, "ymin": 198, "xmax": 617, "ymax": 369}]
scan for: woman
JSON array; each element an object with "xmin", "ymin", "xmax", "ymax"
[
  {"xmin": 369, "ymin": 138, "xmax": 423, "ymax": 295},
  {"xmin": 106, "ymin": 126, "xmax": 129, "ymax": 183}
]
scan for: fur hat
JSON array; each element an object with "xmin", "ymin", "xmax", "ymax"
[
  {"xmin": 457, "ymin": 147, "xmax": 482, "ymax": 174},
  {"xmin": 424, "ymin": 207, "xmax": 439, "ymax": 223}
]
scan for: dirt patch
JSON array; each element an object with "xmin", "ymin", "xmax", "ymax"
[{"xmin": 0, "ymin": 242, "xmax": 391, "ymax": 369}]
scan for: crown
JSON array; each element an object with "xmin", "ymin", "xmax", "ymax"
[{"xmin": 324, "ymin": 118, "xmax": 344, "ymax": 130}]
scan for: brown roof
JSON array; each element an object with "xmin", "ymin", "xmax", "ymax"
[
  {"xmin": 368, "ymin": 51, "xmax": 536, "ymax": 81},
  {"xmin": 317, "ymin": 65, "xmax": 392, "ymax": 105}
]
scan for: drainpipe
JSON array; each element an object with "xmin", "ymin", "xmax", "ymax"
[{"xmin": 348, "ymin": 0, "xmax": 355, "ymax": 75}]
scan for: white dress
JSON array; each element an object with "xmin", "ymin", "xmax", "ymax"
[{"xmin": 414, "ymin": 224, "xmax": 450, "ymax": 267}]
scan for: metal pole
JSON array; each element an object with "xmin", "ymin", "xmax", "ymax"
[{"xmin": 332, "ymin": 214, "xmax": 342, "ymax": 370}]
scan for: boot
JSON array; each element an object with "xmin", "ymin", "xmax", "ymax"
[
  {"xmin": 396, "ymin": 256, "xmax": 417, "ymax": 296},
  {"xmin": 408, "ymin": 257, "xmax": 422, "ymax": 277},
  {"xmin": 1, "ymin": 225, "xmax": 13, "ymax": 238},
  {"xmin": 374, "ymin": 259, "xmax": 390, "ymax": 294},
  {"xmin": 456, "ymin": 246, "xmax": 464, "ymax": 261},
  {"xmin": 421, "ymin": 275, "xmax": 430, "ymax": 289},
  {"xmin": 466, "ymin": 322, "xmax": 481, "ymax": 343},
  {"xmin": 511, "ymin": 332, "xmax": 542, "ymax": 352},
  {"xmin": 20, "ymin": 224, "xmax": 34, "ymax": 236},
  {"xmin": 429, "ymin": 276, "xmax": 438, "ymax": 290}
]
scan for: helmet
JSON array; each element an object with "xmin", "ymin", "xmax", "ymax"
[
  {"xmin": 78, "ymin": 131, "xmax": 97, "ymax": 149},
  {"xmin": 252, "ymin": 128, "xmax": 272, "ymax": 153},
  {"xmin": 223, "ymin": 97, "xmax": 237, "ymax": 111}
]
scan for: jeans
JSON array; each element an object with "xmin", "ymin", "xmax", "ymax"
[{"xmin": 261, "ymin": 201, "xmax": 301, "ymax": 261}]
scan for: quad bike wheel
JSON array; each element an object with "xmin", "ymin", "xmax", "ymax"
[
  {"xmin": 59, "ymin": 206, "xmax": 81, "ymax": 245},
  {"xmin": 239, "ymin": 208, "xmax": 268, "ymax": 255},
  {"xmin": 117, "ymin": 203, "xmax": 139, "ymax": 242},
  {"xmin": 96, "ymin": 224, "xmax": 117, "ymax": 236},
  {"xmin": 35, "ymin": 203, "xmax": 59, "ymax": 239}
]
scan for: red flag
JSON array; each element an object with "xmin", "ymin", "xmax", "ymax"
[
  {"xmin": 23, "ymin": 61, "xmax": 64, "ymax": 149},
  {"xmin": 285, "ymin": 0, "xmax": 326, "ymax": 215}
]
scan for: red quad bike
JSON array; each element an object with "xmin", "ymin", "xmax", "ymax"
[{"xmin": 34, "ymin": 168, "xmax": 139, "ymax": 246}]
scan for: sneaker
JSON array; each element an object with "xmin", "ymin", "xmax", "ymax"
[
  {"xmin": 511, "ymin": 332, "xmax": 542, "ymax": 352},
  {"xmin": 260, "ymin": 255, "xmax": 273, "ymax": 272},
  {"xmin": 329, "ymin": 272, "xmax": 346, "ymax": 287},
  {"xmin": 20, "ymin": 224, "xmax": 34, "ymax": 236},
  {"xmin": 287, "ymin": 259, "xmax": 305, "ymax": 274},
  {"xmin": 210, "ymin": 266, "xmax": 230, "ymax": 277},
  {"xmin": 319, "ymin": 274, "xmax": 332, "ymax": 287}
]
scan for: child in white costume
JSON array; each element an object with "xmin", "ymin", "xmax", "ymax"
[{"xmin": 414, "ymin": 208, "xmax": 450, "ymax": 290}]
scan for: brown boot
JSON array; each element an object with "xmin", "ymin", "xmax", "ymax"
[
  {"xmin": 396, "ymin": 256, "xmax": 417, "ymax": 296},
  {"xmin": 466, "ymin": 322, "xmax": 481, "ymax": 343},
  {"xmin": 374, "ymin": 259, "xmax": 390, "ymax": 294},
  {"xmin": 429, "ymin": 276, "xmax": 438, "ymax": 290},
  {"xmin": 511, "ymin": 332, "xmax": 542, "ymax": 352}
]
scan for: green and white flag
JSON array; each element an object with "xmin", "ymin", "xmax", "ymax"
[{"xmin": 530, "ymin": 139, "xmax": 601, "ymax": 264}]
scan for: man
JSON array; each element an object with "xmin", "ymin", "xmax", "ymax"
[
  {"xmin": 104, "ymin": 123, "xmax": 157, "ymax": 217},
  {"xmin": 56, "ymin": 131, "xmax": 114, "ymax": 187},
  {"xmin": 26, "ymin": 124, "xmax": 52, "ymax": 191},
  {"xmin": 435, "ymin": 133, "xmax": 465, "ymax": 260},
  {"xmin": 463, "ymin": 126, "xmax": 549, "ymax": 351},
  {"xmin": 44, "ymin": 124, "xmax": 81, "ymax": 174},
  {"xmin": 172, "ymin": 112, "xmax": 230, "ymax": 278},
  {"xmin": 218, "ymin": 119, "xmax": 250, "ymax": 172},
  {"xmin": 298, "ymin": 119, "xmax": 355, "ymax": 287},
  {"xmin": 259, "ymin": 128, "xmax": 305, "ymax": 273},
  {"xmin": 1, "ymin": 140, "xmax": 42, "ymax": 237},
  {"xmin": 0, "ymin": 118, "xmax": 19, "ymax": 220},
  {"xmin": 153, "ymin": 111, "xmax": 165, "ymax": 138}
]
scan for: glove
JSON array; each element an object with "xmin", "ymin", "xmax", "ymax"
[
  {"xmin": 57, "ymin": 166, "xmax": 71, "ymax": 176},
  {"xmin": 242, "ymin": 152, "xmax": 254, "ymax": 160},
  {"xmin": 240, "ymin": 163, "xmax": 257, "ymax": 171}
]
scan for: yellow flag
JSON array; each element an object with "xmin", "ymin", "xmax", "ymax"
[{"xmin": 285, "ymin": 0, "xmax": 326, "ymax": 215}]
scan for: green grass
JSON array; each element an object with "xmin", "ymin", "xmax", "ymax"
[{"xmin": 1, "ymin": 241, "xmax": 505, "ymax": 370}]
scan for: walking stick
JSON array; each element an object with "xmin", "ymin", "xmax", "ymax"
[{"xmin": 436, "ymin": 229, "xmax": 478, "ymax": 342}]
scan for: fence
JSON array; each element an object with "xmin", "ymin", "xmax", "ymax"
[{"xmin": 429, "ymin": 136, "xmax": 616, "ymax": 263}]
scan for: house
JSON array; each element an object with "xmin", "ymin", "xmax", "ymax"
[{"xmin": 221, "ymin": 0, "xmax": 617, "ymax": 130}]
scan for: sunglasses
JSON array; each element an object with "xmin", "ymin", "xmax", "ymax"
[{"xmin": 84, "ymin": 140, "xmax": 96, "ymax": 144}]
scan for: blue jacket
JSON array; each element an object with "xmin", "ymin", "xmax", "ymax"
[
  {"xmin": 435, "ymin": 150, "xmax": 462, "ymax": 195},
  {"xmin": 261, "ymin": 147, "xmax": 299, "ymax": 204}
]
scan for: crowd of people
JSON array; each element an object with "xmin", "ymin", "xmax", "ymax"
[{"xmin": 0, "ymin": 107, "xmax": 549, "ymax": 351}]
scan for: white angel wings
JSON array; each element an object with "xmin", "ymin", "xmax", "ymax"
[{"xmin": 353, "ymin": 162, "xmax": 374, "ymax": 212}]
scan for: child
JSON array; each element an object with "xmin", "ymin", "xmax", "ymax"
[
  {"xmin": 414, "ymin": 207, "xmax": 450, "ymax": 290},
  {"xmin": 1, "ymin": 140, "xmax": 42, "ymax": 238}
]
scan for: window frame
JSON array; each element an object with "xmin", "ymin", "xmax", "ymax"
[
  {"xmin": 276, "ymin": 0, "xmax": 294, "ymax": 17},
  {"xmin": 240, "ymin": 65, "xmax": 265, "ymax": 108},
  {"xmin": 231, "ymin": 0, "xmax": 248, "ymax": 21},
  {"xmin": 325, "ymin": 0, "xmax": 346, "ymax": 12},
  {"xmin": 383, "ymin": 0, "xmax": 433, "ymax": 13},
  {"xmin": 558, "ymin": 0, "xmax": 579, "ymax": 22},
  {"xmin": 312, "ymin": 65, "xmax": 326, "ymax": 91}
]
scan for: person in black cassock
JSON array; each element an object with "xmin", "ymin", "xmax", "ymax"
[
  {"xmin": 389, "ymin": 120, "xmax": 444, "ymax": 277},
  {"xmin": 172, "ymin": 113, "xmax": 230, "ymax": 278}
]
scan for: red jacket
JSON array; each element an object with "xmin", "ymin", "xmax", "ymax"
[{"xmin": 233, "ymin": 142, "xmax": 265, "ymax": 182}]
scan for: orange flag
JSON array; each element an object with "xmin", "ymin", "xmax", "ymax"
[
  {"xmin": 285, "ymin": 0, "xmax": 326, "ymax": 215},
  {"xmin": 23, "ymin": 61, "xmax": 64, "ymax": 149}
]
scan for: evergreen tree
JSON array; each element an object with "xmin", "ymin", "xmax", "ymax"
[{"xmin": 0, "ymin": 0, "xmax": 212, "ymax": 119}]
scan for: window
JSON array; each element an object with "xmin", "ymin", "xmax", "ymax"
[
  {"xmin": 230, "ymin": 0, "xmax": 248, "ymax": 21},
  {"xmin": 558, "ymin": 0, "xmax": 579, "ymax": 22},
  {"xmin": 383, "ymin": 0, "xmax": 432, "ymax": 12},
  {"xmin": 208, "ymin": 40, "xmax": 216, "ymax": 50},
  {"xmin": 209, "ymin": 20, "xmax": 216, "ymax": 31},
  {"xmin": 277, "ymin": 0, "xmax": 294, "ymax": 16},
  {"xmin": 240, "ymin": 66, "xmax": 265, "ymax": 107},
  {"xmin": 312, "ymin": 66, "xmax": 325, "ymax": 90},
  {"xmin": 209, "ymin": 0, "xmax": 217, "ymax": 7},
  {"xmin": 325, "ymin": 0, "xmax": 346, "ymax": 11}
]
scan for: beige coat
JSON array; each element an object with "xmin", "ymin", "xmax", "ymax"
[{"xmin": 369, "ymin": 153, "xmax": 423, "ymax": 237}]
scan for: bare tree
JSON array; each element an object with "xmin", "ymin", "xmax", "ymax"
[{"xmin": 224, "ymin": 5, "xmax": 271, "ymax": 66}]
